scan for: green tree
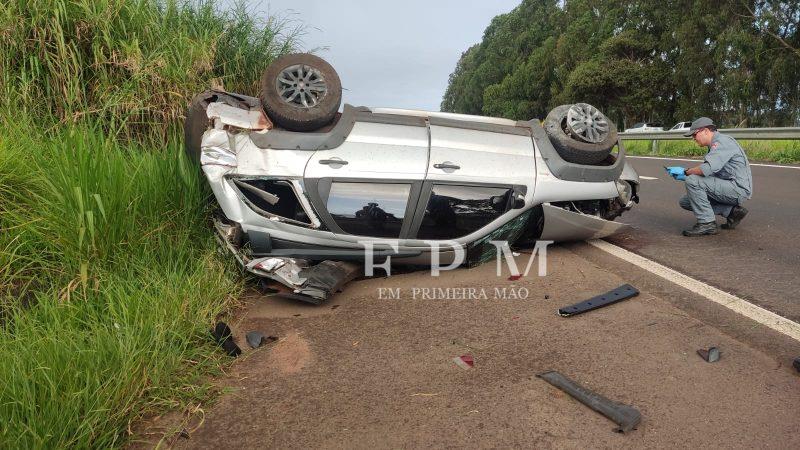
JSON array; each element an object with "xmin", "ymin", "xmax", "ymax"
[{"xmin": 442, "ymin": 0, "xmax": 800, "ymax": 127}]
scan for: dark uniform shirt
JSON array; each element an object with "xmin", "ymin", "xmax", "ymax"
[{"xmin": 699, "ymin": 132, "xmax": 753, "ymax": 199}]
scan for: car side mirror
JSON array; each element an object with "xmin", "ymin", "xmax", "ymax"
[{"xmin": 512, "ymin": 194, "xmax": 526, "ymax": 209}]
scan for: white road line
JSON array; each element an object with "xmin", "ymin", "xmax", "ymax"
[
  {"xmin": 639, "ymin": 176, "xmax": 659, "ymax": 180},
  {"xmin": 587, "ymin": 239, "xmax": 800, "ymax": 342},
  {"xmin": 627, "ymin": 155, "xmax": 800, "ymax": 170}
]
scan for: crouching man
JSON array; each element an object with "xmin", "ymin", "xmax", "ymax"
[{"xmin": 666, "ymin": 117, "xmax": 753, "ymax": 236}]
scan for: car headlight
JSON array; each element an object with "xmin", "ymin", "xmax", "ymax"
[{"xmin": 616, "ymin": 180, "xmax": 632, "ymax": 206}]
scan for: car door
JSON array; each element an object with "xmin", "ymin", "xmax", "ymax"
[
  {"xmin": 408, "ymin": 119, "xmax": 535, "ymax": 242},
  {"xmin": 303, "ymin": 118, "xmax": 429, "ymax": 239}
]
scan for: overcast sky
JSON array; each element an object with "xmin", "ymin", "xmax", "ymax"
[{"xmin": 252, "ymin": 1, "xmax": 521, "ymax": 111}]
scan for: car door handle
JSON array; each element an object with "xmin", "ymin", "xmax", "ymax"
[
  {"xmin": 319, "ymin": 158, "xmax": 348, "ymax": 166},
  {"xmin": 433, "ymin": 162, "xmax": 460, "ymax": 170}
]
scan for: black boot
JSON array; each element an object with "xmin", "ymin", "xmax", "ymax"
[
  {"xmin": 682, "ymin": 221, "xmax": 718, "ymax": 237},
  {"xmin": 721, "ymin": 206, "xmax": 748, "ymax": 230}
]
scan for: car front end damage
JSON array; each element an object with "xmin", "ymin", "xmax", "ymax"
[{"xmin": 189, "ymin": 90, "xmax": 639, "ymax": 303}]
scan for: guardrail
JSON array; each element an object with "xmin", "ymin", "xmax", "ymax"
[{"xmin": 619, "ymin": 127, "xmax": 800, "ymax": 140}]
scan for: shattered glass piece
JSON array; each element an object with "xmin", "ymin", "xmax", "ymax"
[{"xmin": 466, "ymin": 209, "xmax": 533, "ymax": 267}]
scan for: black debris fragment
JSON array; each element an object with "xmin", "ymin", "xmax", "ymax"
[
  {"xmin": 246, "ymin": 331, "xmax": 278, "ymax": 349},
  {"xmin": 558, "ymin": 284, "xmax": 639, "ymax": 317},
  {"xmin": 538, "ymin": 370, "xmax": 641, "ymax": 433},
  {"xmin": 294, "ymin": 260, "xmax": 360, "ymax": 304},
  {"xmin": 211, "ymin": 322, "xmax": 241, "ymax": 357},
  {"xmin": 697, "ymin": 347, "xmax": 721, "ymax": 363},
  {"xmin": 257, "ymin": 278, "xmax": 279, "ymax": 294},
  {"xmin": 793, "ymin": 357, "xmax": 800, "ymax": 373}
]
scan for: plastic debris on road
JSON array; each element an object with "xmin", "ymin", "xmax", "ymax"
[
  {"xmin": 211, "ymin": 322, "xmax": 241, "ymax": 357},
  {"xmin": 453, "ymin": 354, "xmax": 474, "ymax": 370},
  {"xmin": 697, "ymin": 347, "xmax": 721, "ymax": 363}
]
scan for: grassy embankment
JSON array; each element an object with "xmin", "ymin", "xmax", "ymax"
[
  {"xmin": 624, "ymin": 139, "xmax": 800, "ymax": 164},
  {"xmin": 0, "ymin": 1, "xmax": 299, "ymax": 447}
]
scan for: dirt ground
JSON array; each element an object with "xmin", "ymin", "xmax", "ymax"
[{"xmin": 140, "ymin": 246, "xmax": 800, "ymax": 448}]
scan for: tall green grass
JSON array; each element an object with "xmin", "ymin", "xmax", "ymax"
[
  {"xmin": 624, "ymin": 139, "xmax": 800, "ymax": 164},
  {"xmin": 0, "ymin": 0, "xmax": 300, "ymax": 447},
  {"xmin": 0, "ymin": 0, "xmax": 301, "ymax": 140},
  {"xmin": 0, "ymin": 118, "xmax": 241, "ymax": 448}
]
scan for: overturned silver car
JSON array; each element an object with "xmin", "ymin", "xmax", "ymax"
[{"xmin": 185, "ymin": 54, "xmax": 639, "ymax": 303}]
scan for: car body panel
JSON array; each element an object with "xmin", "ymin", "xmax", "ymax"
[
  {"xmin": 427, "ymin": 124, "xmax": 536, "ymax": 186},
  {"xmin": 304, "ymin": 121, "xmax": 430, "ymax": 180},
  {"xmin": 540, "ymin": 203, "xmax": 629, "ymax": 241}
]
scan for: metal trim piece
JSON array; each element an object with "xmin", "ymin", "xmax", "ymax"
[
  {"xmin": 429, "ymin": 116, "xmax": 532, "ymax": 136},
  {"xmin": 259, "ymin": 248, "xmax": 421, "ymax": 261},
  {"xmin": 355, "ymin": 112, "xmax": 427, "ymax": 127},
  {"xmin": 537, "ymin": 371, "xmax": 641, "ymax": 433},
  {"xmin": 558, "ymin": 284, "xmax": 639, "ymax": 317}
]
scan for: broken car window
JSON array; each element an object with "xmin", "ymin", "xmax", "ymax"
[{"xmin": 417, "ymin": 185, "xmax": 512, "ymax": 240}]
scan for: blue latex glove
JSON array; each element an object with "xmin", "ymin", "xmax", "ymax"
[{"xmin": 664, "ymin": 166, "xmax": 687, "ymax": 181}]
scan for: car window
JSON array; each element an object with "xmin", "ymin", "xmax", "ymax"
[
  {"xmin": 327, "ymin": 182, "xmax": 410, "ymax": 238},
  {"xmin": 632, "ymin": 123, "xmax": 644, "ymax": 128},
  {"xmin": 416, "ymin": 185, "xmax": 512, "ymax": 240}
]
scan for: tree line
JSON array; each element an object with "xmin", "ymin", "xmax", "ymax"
[{"xmin": 441, "ymin": 0, "xmax": 800, "ymax": 129}]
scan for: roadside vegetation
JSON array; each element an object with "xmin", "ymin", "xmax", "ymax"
[
  {"xmin": 0, "ymin": 0, "xmax": 299, "ymax": 447},
  {"xmin": 442, "ymin": 0, "xmax": 800, "ymax": 130},
  {"xmin": 623, "ymin": 139, "xmax": 800, "ymax": 164}
]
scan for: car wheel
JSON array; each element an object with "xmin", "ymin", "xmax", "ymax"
[
  {"xmin": 543, "ymin": 103, "xmax": 618, "ymax": 165},
  {"xmin": 259, "ymin": 53, "xmax": 342, "ymax": 131}
]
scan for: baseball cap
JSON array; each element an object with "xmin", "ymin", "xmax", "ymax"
[{"xmin": 683, "ymin": 117, "xmax": 715, "ymax": 137}]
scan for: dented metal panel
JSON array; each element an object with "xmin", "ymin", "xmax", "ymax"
[{"xmin": 540, "ymin": 204, "xmax": 629, "ymax": 242}]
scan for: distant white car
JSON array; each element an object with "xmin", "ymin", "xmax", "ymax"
[
  {"xmin": 624, "ymin": 122, "xmax": 663, "ymax": 133},
  {"xmin": 669, "ymin": 121, "xmax": 692, "ymax": 132}
]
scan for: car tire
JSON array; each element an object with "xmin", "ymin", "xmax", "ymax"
[
  {"xmin": 259, "ymin": 53, "xmax": 342, "ymax": 131},
  {"xmin": 543, "ymin": 104, "xmax": 618, "ymax": 165}
]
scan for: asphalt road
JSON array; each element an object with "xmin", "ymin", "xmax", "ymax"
[
  {"xmin": 138, "ymin": 247, "xmax": 800, "ymax": 448},
  {"xmin": 608, "ymin": 156, "xmax": 800, "ymax": 322},
  {"xmin": 133, "ymin": 158, "xmax": 800, "ymax": 447}
]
